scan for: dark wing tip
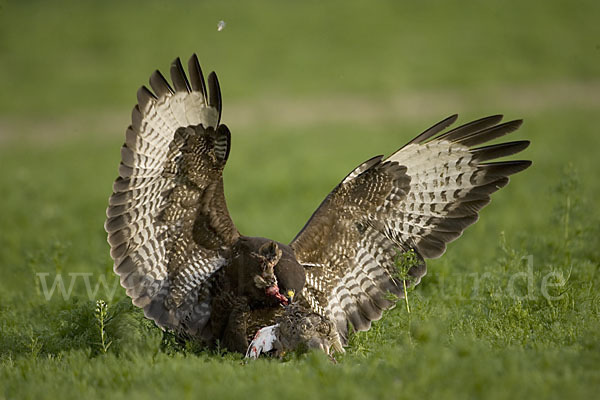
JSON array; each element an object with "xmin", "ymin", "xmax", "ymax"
[
  {"xmin": 470, "ymin": 140, "xmax": 531, "ymax": 162},
  {"xmin": 170, "ymin": 57, "xmax": 191, "ymax": 93},
  {"xmin": 188, "ymin": 53, "xmax": 208, "ymax": 98},
  {"xmin": 207, "ymin": 71, "xmax": 222, "ymax": 125},
  {"xmin": 457, "ymin": 119, "xmax": 524, "ymax": 148},
  {"xmin": 480, "ymin": 160, "xmax": 532, "ymax": 176},
  {"xmin": 149, "ymin": 69, "xmax": 175, "ymax": 97},
  {"xmin": 136, "ymin": 85, "xmax": 157, "ymax": 109},
  {"xmin": 407, "ymin": 114, "xmax": 459, "ymax": 146},
  {"xmin": 436, "ymin": 114, "xmax": 505, "ymax": 143}
]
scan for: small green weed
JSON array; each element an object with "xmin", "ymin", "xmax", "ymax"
[
  {"xmin": 393, "ymin": 248, "xmax": 421, "ymax": 313},
  {"xmin": 94, "ymin": 300, "xmax": 112, "ymax": 354}
]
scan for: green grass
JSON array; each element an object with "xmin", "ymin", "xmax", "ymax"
[{"xmin": 1, "ymin": 0, "xmax": 600, "ymax": 398}]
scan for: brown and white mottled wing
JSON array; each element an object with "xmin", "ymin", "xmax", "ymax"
[
  {"xmin": 290, "ymin": 115, "xmax": 531, "ymax": 344},
  {"xmin": 104, "ymin": 55, "xmax": 239, "ymax": 335}
]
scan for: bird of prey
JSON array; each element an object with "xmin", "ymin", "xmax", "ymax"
[{"xmin": 104, "ymin": 54, "xmax": 531, "ymax": 356}]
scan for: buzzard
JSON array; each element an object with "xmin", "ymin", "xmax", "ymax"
[{"xmin": 105, "ymin": 54, "xmax": 531, "ymax": 356}]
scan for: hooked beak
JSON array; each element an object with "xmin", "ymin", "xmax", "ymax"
[
  {"xmin": 265, "ymin": 285, "xmax": 288, "ymax": 305},
  {"xmin": 286, "ymin": 289, "xmax": 295, "ymax": 304}
]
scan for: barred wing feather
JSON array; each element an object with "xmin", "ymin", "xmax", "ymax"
[
  {"xmin": 104, "ymin": 55, "xmax": 239, "ymax": 335},
  {"xmin": 290, "ymin": 115, "xmax": 530, "ymax": 343}
]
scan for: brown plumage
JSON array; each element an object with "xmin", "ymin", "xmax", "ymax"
[{"xmin": 104, "ymin": 55, "xmax": 531, "ymax": 356}]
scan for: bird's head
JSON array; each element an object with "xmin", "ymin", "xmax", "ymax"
[
  {"xmin": 251, "ymin": 240, "xmax": 305, "ymax": 306},
  {"xmin": 273, "ymin": 246, "xmax": 305, "ymax": 305},
  {"xmin": 230, "ymin": 237, "xmax": 305, "ymax": 306}
]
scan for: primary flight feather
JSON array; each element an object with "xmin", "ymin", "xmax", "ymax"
[{"xmin": 105, "ymin": 54, "xmax": 531, "ymax": 355}]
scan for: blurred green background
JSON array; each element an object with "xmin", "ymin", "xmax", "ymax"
[{"xmin": 1, "ymin": 0, "xmax": 599, "ymax": 398}]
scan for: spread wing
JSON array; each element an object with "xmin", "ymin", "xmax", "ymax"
[
  {"xmin": 290, "ymin": 115, "xmax": 531, "ymax": 343},
  {"xmin": 104, "ymin": 55, "xmax": 239, "ymax": 335}
]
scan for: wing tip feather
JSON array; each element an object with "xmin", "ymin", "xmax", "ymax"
[
  {"xmin": 170, "ymin": 57, "xmax": 192, "ymax": 93},
  {"xmin": 149, "ymin": 69, "xmax": 175, "ymax": 97}
]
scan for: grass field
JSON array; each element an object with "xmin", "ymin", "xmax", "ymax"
[{"xmin": 1, "ymin": 0, "xmax": 599, "ymax": 398}]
